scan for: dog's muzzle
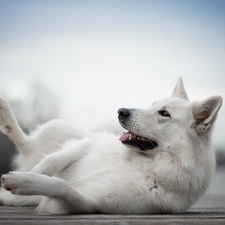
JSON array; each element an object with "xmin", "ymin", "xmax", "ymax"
[{"xmin": 117, "ymin": 108, "xmax": 158, "ymax": 151}]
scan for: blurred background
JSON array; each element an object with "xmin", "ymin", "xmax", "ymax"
[{"xmin": 0, "ymin": 0, "xmax": 224, "ymax": 193}]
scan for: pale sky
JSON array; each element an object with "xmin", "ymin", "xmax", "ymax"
[{"xmin": 0, "ymin": 0, "xmax": 225, "ymax": 147}]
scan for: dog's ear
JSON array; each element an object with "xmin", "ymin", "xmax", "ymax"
[
  {"xmin": 171, "ymin": 77, "xmax": 188, "ymax": 100},
  {"xmin": 192, "ymin": 96, "xmax": 223, "ymax": 134}
]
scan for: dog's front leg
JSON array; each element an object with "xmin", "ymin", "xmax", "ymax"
[
  {"xmin": 31, "ymin": 138, "xmax": 92, "ymax": 176},
  {"xmin": 0, "ymin": 98, "xmax": 28, "ymax": 151},
  {"xmin": 1, "ymin": 171, "xmax": 96, "ymax": 214}
]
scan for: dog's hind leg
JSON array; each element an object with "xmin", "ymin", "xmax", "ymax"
[
  {"xmin": 0, "ymin": 98, "xmax": 28, "ymax": 153},
  {"xmin": 1, "ymin": 171, "xmax": 96, "ymax": 214}
]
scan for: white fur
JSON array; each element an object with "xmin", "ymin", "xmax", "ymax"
[{"xmin": 0, "ymin": 78, "xmax": 223, "ymax": 215}]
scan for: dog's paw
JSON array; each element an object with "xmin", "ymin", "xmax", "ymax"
[
  {"xmin": 1, "ymin": 172, "xmax": 33, "ymax": 195},
  {"xmin": 2, "ymin": 172, "xmax": 21, "ymax": 195},
  {"xmin": 0, "ymin": 98, "xmax": 10, "ymax": 111},
  {"xmin": 0, "ymin": 98, "xmax": 13, "ymax": 135}
]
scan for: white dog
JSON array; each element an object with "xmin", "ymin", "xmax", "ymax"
[{"xmin": 0, "ymin": 78, "xmax": 222, "ymax": 215}]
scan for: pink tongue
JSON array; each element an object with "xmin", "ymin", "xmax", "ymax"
[{"xmin": 119, "ymin": 132, "xmax": 130, "ymax": 142}]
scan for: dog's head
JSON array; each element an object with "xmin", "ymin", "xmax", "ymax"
[{"xmin": 118, "ymin": 78, "xmax": 223, "ymax": 153}]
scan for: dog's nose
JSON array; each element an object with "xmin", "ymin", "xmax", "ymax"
[{"xmin": 118, "ymin": 108, "xmax": 131, "ymax": 121}]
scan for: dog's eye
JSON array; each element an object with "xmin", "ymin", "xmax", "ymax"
[{"xmin": 158, "ymin": 110, "xmax": 171, "ymax": 117}]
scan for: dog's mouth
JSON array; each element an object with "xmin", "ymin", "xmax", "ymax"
[{"xmin": 119, "ymin": 131, "xmax": 158, "ymax": 151}]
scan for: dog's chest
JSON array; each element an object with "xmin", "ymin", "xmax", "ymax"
[{"xmin": 64, "ymin": 147, "xmax": 155, "ymax": 189}]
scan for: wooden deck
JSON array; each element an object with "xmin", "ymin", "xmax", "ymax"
[{"xmin": 0, "ymin": 194, "xmax": 224, "ymax": 225}]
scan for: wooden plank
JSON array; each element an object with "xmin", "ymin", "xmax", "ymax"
[{"xmin": 0, "ymin": 194, "xmax": 224, "ymax": 225}]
